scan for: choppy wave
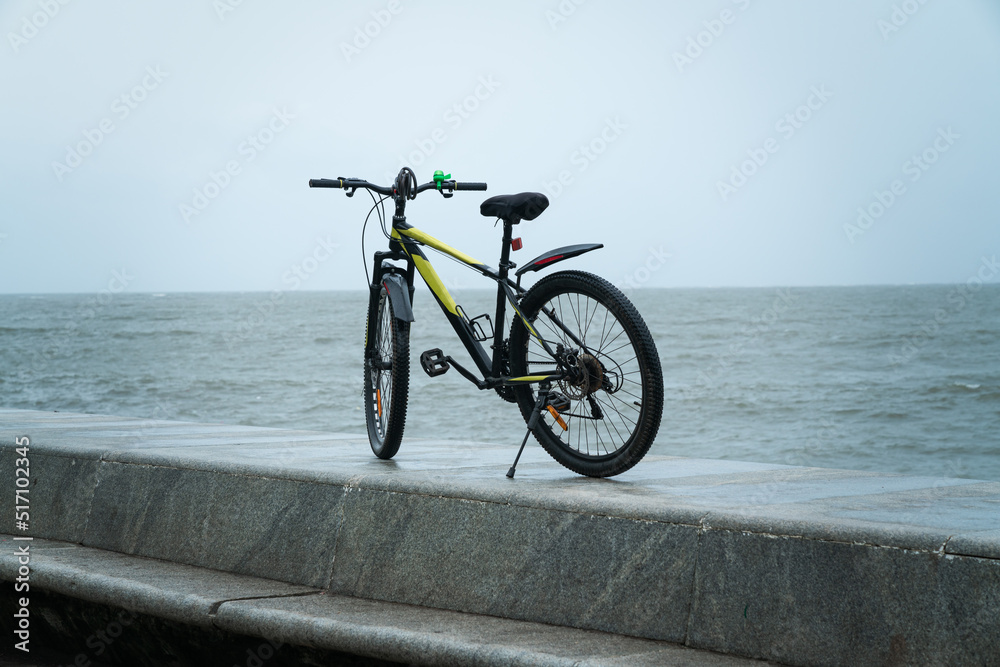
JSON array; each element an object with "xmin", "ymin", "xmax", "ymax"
[{"xmin": 1, "ymin": 285, "xmax": 999, "ymax": 481}]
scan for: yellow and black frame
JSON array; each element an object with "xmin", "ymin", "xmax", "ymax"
[
  {"xmin": 372, "ymin": 206, "xmax": 602, "ymax": 391},
  {"xmin": 310, "ymin": 168, "xmax": 663, "ymax": 478}
]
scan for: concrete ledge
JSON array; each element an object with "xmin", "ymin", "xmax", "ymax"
[
  {"xmin": 0, "ymin": 537, "xmax": 762, "ymax": 667},
  {"xmin": 2, "ymin": 408, "xmax": 1000, "ymax": 666}
]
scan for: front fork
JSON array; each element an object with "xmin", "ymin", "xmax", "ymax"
[{"xmin": 365, "ymin": 248, "xmax": 413, "ymax": 356}]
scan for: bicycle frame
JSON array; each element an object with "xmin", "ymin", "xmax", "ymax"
[
  {"xmin": 369, "ymin": 217, "xmax": 566, "ymax": 390},
  {"xmin": 313, "ymin": 171, "xmax": 660, "ymax": 477}
]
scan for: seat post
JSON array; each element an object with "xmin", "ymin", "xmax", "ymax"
[
  {"xmin": 497, "ymin": 218, "xmax": 515, "ymax": 280},
  {"xmin": 491, "ymin": 218, "xmax": 515, "ymax": 376}
]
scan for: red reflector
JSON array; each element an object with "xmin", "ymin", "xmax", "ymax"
[
  {"xmin": 511, "ymin": 237, "xmax": 522, "ymax": 251},
  {"xmin": 536, "ymin": 255, "xmax": 564, "ymax": 266}
]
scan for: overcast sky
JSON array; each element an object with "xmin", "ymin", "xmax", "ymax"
[{"xmin": 2, "ymin": 0, "xmax": 999, "ymax": 293}]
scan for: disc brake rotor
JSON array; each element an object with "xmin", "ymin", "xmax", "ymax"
[{"xmin": 561, "ymin": 353, "xmax": 604, "ymax": 400}]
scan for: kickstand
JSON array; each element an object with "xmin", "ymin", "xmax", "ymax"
[{"xmin": 507, "ymin": 387, "xmax": 549, "ymax": 478}]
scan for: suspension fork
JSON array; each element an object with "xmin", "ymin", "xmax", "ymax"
[
  {"xmin": 365, "ymin": 247, "xmax": 412, "ymax": 355},
  {"xmin": 368, "ymin": 192, "xmax": 414, "ymax": 356}
]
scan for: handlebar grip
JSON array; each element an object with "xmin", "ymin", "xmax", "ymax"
[
  {"xmin": 309, "ymin": 178, "xmax": 344, "ymax": 188},
  {"xmin": 455, "ymin": 182, "xmax": 487, "ymax": 191}
]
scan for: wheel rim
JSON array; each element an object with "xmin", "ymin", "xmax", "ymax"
[
  {"xmin": 370, "ymin": 293, "xmax": 393, "ymax": 442},
  {"xmin": 525, "ymin": 290, "xmax": 645, "ymax": 458}
]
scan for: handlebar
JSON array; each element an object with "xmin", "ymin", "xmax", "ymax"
[
  {"xmin": 308, "ymin": 178, "xmax": 345, "ymax": 188},
  {"xmin": 308, "ymin": 177, "xmax": 393, "ymax": 195},
  {"xmin": 308, "ymin": 176, "xmax": 486, "ymax": 197}
]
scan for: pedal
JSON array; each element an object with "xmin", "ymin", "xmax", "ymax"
[
  {"xmin": 547, "ymin": 392, "xmax": 571, "ymax": 412},
  {"xmin": 546, "ymin": 391, "xmax": 571, "ymax": 431},
  {"xmin": 420, "ymin": 348, "xmax": 450, "ymax": 377}
]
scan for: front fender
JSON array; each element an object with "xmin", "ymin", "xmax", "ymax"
[
  {"xmin": 381, "ymin": 272, "xmax": 415, "ymax": 322},
  {"xmin": 515, "ymin": 243, "xmax": 603, "ymax": 277}
]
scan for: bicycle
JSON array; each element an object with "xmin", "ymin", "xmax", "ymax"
[{"xmin": 309, "ymin": 167, "xmax": 663, "ymax": 477}]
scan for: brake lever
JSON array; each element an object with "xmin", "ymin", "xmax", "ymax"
[{"xmin": 336, "ymin": 177, "xmax": 359, "ymax": 197}]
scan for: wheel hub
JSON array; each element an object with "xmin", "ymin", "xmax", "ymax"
[{"xmin": 572, "ymin": 353, "xmax": 604, "ymax": 396}]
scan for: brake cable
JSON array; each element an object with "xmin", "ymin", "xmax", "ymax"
[{"xmin": 360, "ymin": 189, "xmax": 388, "ymax": 286}]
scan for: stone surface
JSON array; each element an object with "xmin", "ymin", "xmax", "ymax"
[
  {"xmin": 218, "ymin": 591, "xmax": 768, "ymax": 667},
  {"xmin": 948, "ymin": 528, "xmax": 1000, "ymax": 559},
  {"xmin": 83, "ymin": 461, "xmax": 347, "ymax": 588},
  {"xmin": 1, "ymin": 536, "xmax": 769, "ymax": 667},
  {"xmin": 687, "ymin": 528, "xmax": 1000, "ymax": 667},
  {"xmin": 0, "ymin": 537, "xmax": 319, "ymax": 628},
  {"xmin": 330, "ymin": 487, "xmax": 699, "ymax": 642},
  {"xmin": 0, "ymin": 450, "xmax": 99, "ymax": 542},
  {"xmin": 2, "ymin": 407, "xmax": 1000, "ymax": 666}
]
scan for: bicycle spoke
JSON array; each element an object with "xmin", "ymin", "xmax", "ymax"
[
  {"xmin": 597, "ymin": 308, "xmax": 614, "ymax": 348},
  {"xmin": 556, "ymin": 295, "xmax": 570, "ymax": 347},
  {"xmin": 570, "ymin": 293, "xmax": 584, "ymax": 344},
  {"xmin": 597, "ymin": 327, "xmax": 629, "ymax": 355},
  {"xmin": 605, "ymin": 352, "xmax": 638, "ymax": 368},
  {"xmin": 594, "ymin": 393, "xmax": 628, "ymax": 443},
  {"xmin": 615, "ymin": 386, "xmax": 644, "ymax": 402},
  {"xmin": 597, "ymin": 391, "xmax": 638, "ymax": 427},
  {"xmin": 582, "ymin": 295, "xmax": 597, "ymax": 347},
  {"xmin": 512, "ymin": 278, "xmax": 658, "ymax": 469},
  {"xmin": 600, "ymin": 416, "xmax": 619, "ymax": 454}
]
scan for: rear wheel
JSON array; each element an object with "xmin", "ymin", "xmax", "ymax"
[
  {"xmin": 509, "ymin": 271, "xmax": 663, "ymax": 477},
  {"xmin": 363, "ymin": 286, "xmax": 409, "ymax": 458}
]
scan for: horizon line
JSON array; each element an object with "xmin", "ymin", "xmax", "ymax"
[{"xmin": 2, "ymin": 282, "xmax": 997, "ymax": 296}]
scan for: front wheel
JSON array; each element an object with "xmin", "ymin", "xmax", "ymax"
[
  {"xmin": 509, "ymin": 271, "xmax": 663, "ymax": 477},
  {"xmin": 363, "ymin": 285, "xmax": 410, "ymax": 459}
]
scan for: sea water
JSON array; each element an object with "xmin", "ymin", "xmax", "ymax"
[{"xmin": 1, "ymin": 285, "xmax": 997, "ymax": 480}]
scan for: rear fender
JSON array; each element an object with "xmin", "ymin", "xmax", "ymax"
[{"xmin": 514, "ymin": 243, "xmax": 604, "ymax": 277}]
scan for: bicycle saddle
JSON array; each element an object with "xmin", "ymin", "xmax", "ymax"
[{"xmin": 480, "ymin": 192, "xmax": 549, "ymax": 224}]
